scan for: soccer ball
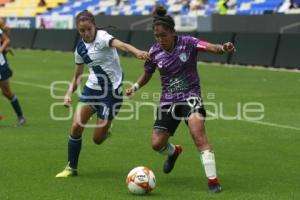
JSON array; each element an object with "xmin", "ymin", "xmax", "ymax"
[{"xmin": 126, "ymin": 166, "xmax": 156, "ymax": 195}]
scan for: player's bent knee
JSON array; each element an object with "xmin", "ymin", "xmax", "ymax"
[
  {"xmin": 152, "ymin": 142, "xmax": 164, "ymax": 152},
  {"xmin": 151, "ymin": 134, "xmax": 168, "ymax": 152},
  {"xmin": 93, "ymin": 138, "xmax": 103, "ymax": 145},
  {"xmin": 93, "ymin": 131, "xmax": 108, "ymax": 145},
  {"xmin": 71, "ymin": 122, "xmax": 84, "ymax": 134},
  {"xmin": 2, "ymin": 90, "xmax": 12, "ymax": 99},
  {"xmin": 93, "ymin": 136, "xmax": 106, "ymax": 145}
]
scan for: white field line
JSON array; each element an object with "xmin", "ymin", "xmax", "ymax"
[
  {"xmin": 11, "ymin": 80, "xmax": 300, "ymax": 132},
  {"xmin": 199, "ymin": 62, "xmax": 300, "ymax": 73},
  {"xmin": 240, "ymin": 119, "xmax": 300, "ymax": 132},
  {"xmin": 11, "ymin": 80, "xmax": 65, "ymax": 91}
]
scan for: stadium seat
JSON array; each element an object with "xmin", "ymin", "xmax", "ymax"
[
  {"xmin": 207, "ymin": 0, "xmax": 285, "ymax": 15},
  {"xmin": 0, "ymin": 0, "xmax": 288, "ymax": 17},
  {"xmin": 0, "ymin": 0, "xmax": 70, "ymax": 16}
]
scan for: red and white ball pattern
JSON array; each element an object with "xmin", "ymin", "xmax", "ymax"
[{"xmin": 126, "ymin": 166, "xmax": 156, "ymax": 195}]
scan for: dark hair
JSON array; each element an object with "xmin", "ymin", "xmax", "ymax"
[
  {"xmin": 152, "ymin": 7, "xmax": 175, "ymax": 32},
  {"xmin": 76, "ymin": 10, "xmax": 96, "ymax": 26},
  {"xmin": 76, "ymin": 10, "xmax": 116, "ymax": 30}
]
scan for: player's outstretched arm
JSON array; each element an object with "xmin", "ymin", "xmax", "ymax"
[
  {"xmin": 110, "ymin": 38, "xmax": 150, "ymax": 60},
  {"xmin": 126, "ymin": 72, "xmax": 153, "ymax": 97},
  {"xmin": 205, "ymin": 42, "xmax": 236, "ymax": 54},
  {"xmin": 64, "ymin": 64, "xmax": 84, "ymax": 107}
]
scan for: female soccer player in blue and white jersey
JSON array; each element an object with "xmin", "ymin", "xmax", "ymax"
[
  {"xmin": 56, "ymin": 10, "xmax": 149, "ymax": 178},
  {"xmin": 0, "ymin": 25, "xmax": 25, "ymax": 126},
  {"xmin": 126, "ymin": 7, "xmax": 235, "ymax": 193}
]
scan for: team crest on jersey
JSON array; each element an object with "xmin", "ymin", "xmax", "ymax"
[
  {"xmin": 94, "ymin": 42, "xmax": 101, "ymax": 50},
  {"xmin": 179, "ymin": 53, "xmax": 188, "ymax": 62},
  {"xmin": 157, "ymin": 61, "xmax": 163, "ymax": 68}
]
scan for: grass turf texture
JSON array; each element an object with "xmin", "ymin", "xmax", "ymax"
[{"xmin": 0, "ymin": 50, "xmax": 299, "ymax": 200}]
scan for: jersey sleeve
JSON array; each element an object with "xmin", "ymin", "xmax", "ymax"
[
  {"xmin": 196, "ymin": 39, "xmax": 210, "ymax": 52},
  {"xmin": 0, "ymin": 28, "xmax": 3, "ymax": 35},
  {"xmin": 144, "ymin": 46, "xmax": 157, "ymax": 74},
  {"xmin": 98, "ymin": 31, "xmax": 114, "ymax": 48},
  {"xmin": 186, "ymin": 36, "xmax": 209, "ymax": 52},
  {"xmin": 74, "ymin": 49, "xmax": 84, "ymax": 64}
]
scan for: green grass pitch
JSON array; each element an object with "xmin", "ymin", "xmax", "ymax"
[{"xmin": 0, "ymin": 50, "xmax": 299, "ymax": 200}]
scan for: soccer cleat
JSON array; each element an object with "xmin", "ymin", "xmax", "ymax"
[
  {"xmin": 163, "ymin": 145, "xmax": 183, "ymax": 174},
  {"xmin": 16, "ymin": 116, "xmax": 26, "ymax": 127},
  {"xmin": 55, "ymin": 165, "xmax": 78, "ymax": 178},
  {"xmin": 208, "ymin": 178, "xmax": 222, "ymax": 193}
]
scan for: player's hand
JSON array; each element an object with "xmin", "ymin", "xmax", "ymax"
[
  {"xmin": 126, "ymin": 87, "xmax": 135, "ymax": 97},
  {"xmin": 63, "ymin": 95, "xmax": 72, "ymax": 108},
  {"xmin": 223, "ymin": 42, "xmax": 236, "ymax": 53},
  {"xmin": 136, "ymin": 50, "xmax": 150, "ymax": 60}
]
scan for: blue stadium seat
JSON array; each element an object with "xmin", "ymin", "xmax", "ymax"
[
  {"xmin": 207, "ymin": 0, "xmax": 284, "ymax": 16},
  {"xmin": 40, "ymin": 0, "xmax": 286, "ymax": 16},
  {"xmin": 144, "ymin": 5, "xmax": 153, "ymax": 12},
  {"xmin": 132, "ymin": 10, "xmax": 142, "ymax": 15}
]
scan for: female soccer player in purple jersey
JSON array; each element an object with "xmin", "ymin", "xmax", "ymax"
[
  {"xmin": 126, "ymin": 7, "xmax": 235, "ymax": 193},
  {"xmin": 55, "ymin": 10, "xmax": 149, "ymax": 178}
]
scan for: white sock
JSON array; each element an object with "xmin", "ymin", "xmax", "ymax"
[
  {"xmin": 200, "ymin": 150, "xmax": 217, "ymax": 179},
  {"xmin": 159, "ymin": 142, "xmax": 175, "ymax": 156}
]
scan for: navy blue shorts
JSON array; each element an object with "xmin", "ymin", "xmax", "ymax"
[
  {"xmin": 79, "ymin": 85, "xmax": 123, "ymax": 120},
  {"xmin": 0, "ymin": 64, "xmax": 12, "ymax": 81}
]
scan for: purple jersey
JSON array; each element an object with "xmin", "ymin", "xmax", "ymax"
[{"xmin": 144, "ymin": 35, "xmax": 208, "ymax": 106}]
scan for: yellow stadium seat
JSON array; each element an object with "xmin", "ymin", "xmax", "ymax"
[{"xmin": 45, "ymin": 1, "xmax": 59, "ymax": 8}]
